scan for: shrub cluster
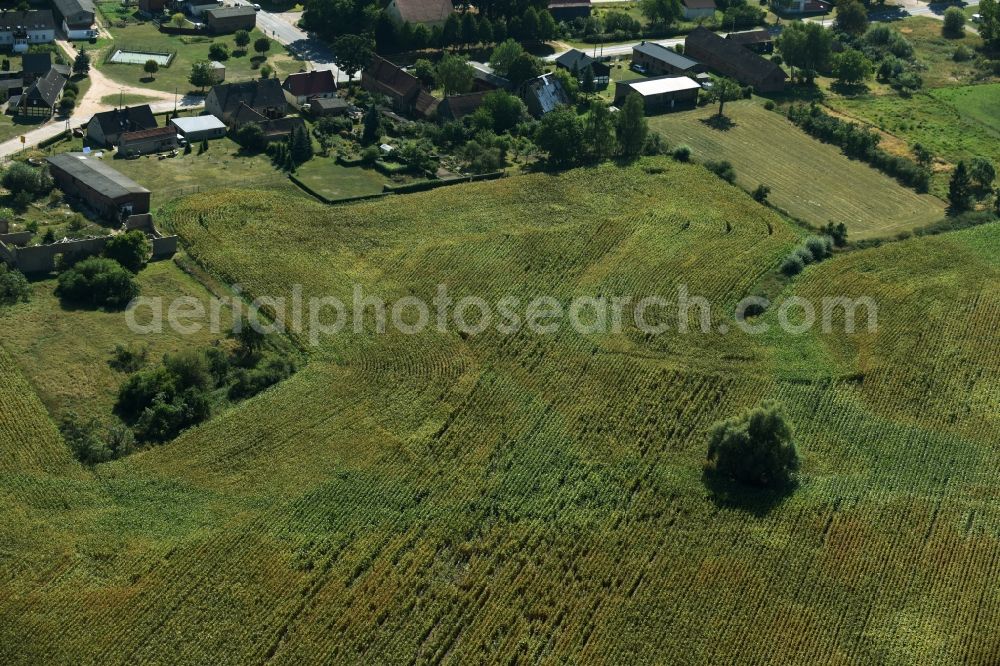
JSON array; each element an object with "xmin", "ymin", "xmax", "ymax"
[
  {"xmin": 55, "ymin": 258, "xmax": 139, "ymax": 310},
  {"xmin": 780, "ymin": 234, "xmax": 833, "ymax": 276},
  {"xmin": 114, "ymin": 336, "xmax": 296, "ymax": 444},
  {"xmin": 0, "ymin": 262, "xmax": 29, "ymax": 306},
  {"xmin": 786, "ymin": 105, "xmax": 930, "ymax": 192}
]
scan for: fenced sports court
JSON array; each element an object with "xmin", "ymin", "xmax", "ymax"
[{"xmin": 106, "ymin": 47, "xmax": 175, "ymax": 67}]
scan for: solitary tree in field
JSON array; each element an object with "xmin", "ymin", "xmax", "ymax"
[
  {"xmin": 170, "ymin": 12, "xmax": 186, "ymax": 27},
  {"xmin": 705, "ymin": 401, "xmax": 799, "ymax": 488},
  {"xmin": 709, "ymin": 77, "xmax": 742, "ymax": 118},
  {"xmin": 948, "ymin": 161, "xmax": 973, "ymax": 212},
  {"xmin": 254, "ymin": 36, "xmax": 271, "ymax": 59},
  {"xmin": 143, "ymin": 59, "xmax": 159, "ymax": 80},
  {"xmin": 234, "ymin": 29, "xmax": 251, "ymax": 53},
  {"xmin": 833, "ymin": 49, "xmax": 873, "ymax": 87},
  {"xmin": 943, "ymin": 7, "xmax": 966, "ymax": 37}
]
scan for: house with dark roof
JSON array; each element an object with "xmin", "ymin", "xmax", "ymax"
[
  {"xmin": 50, "ymin": 0, "xmax": 97, "ymax": 39},
  {"xmin": 555, "ymin": 49, "xmax": 610, "ymax": 90},
  {"xmin": 385, "ymin": 0, "xmax": 453, "ymax": 27},
  {"xmin": 118, "ymin": 126, "xmax": 179, "ymax": 157},
  {"xmin": 548, "ymin": 0, "xmax": 591, "ymax": 20},
  {"xmin": 685, "ymin": 27, "xmax": 786, "ymax": 92},
  {"xmin": 681, "ymin": 0, "xmax": 716, "ymax": 19},
  {"xmin": 520, "ymin": 73, "xmax": 570, "ymax": 118},
  {"xmin": 17, "ymin": 67, "xmax": 64, "ymax": 117},
  {"xmin": 46, "ymin": 153, "xmax": 151, "ymax": 221},
  {"xmin": 726, "ymin": 29, "xmax": 774, "ymax": 54},
  {"xmin": 205, "ymin": 78, "xmax": 287, "ymax": 125},
  {"xmin": 470, "ymin": 62, "xmax": 511, "ymax": 92},
  {"xmin": 437, "ymin": 91, "xmax": 489, "ymax": 122},
  {"xmin": 0, "ymin": 10, "xmax": 56, "ymax": 53},
  {"xmin": 361, "ymin": 56, "xmax": 439, "ymax": 119},
  {"xmin": 281, "ymin": 70, "xmax": 337, "ymax": 108},
  {"xmin": 632, "ymin": 41, "xmax": 706, "ymax": 77},
  {"xmin": 86, "ymin": 105, "xmax": 158, "ymax": 147},
  {"xmin": 204, "ymin": 5, "xmax": 256, "ymax": 34},
  {"xmin": 21, "ymin": 52, "xmax": 52, "ymax": 84}
]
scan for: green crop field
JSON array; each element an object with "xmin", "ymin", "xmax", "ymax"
[
  {"xmin": 1, "ymin": 159, "xmax": 999, "ymax": 663},
  {"xmin": 649, "ymin": 101, "xmax": 947, "ymax": 238}
]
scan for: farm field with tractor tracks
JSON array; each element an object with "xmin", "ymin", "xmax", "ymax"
[{"xmin": 0, "ymin": 159, "xmax": 998, "ymax": 663}]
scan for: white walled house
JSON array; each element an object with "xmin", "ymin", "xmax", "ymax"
[
  {"xmin": 0, "ymin": 10, "xmax": 56, "ymax": 53},
  {"xmin": 51, "ymin": 0, "xmax": 98, "ymax": 40}
]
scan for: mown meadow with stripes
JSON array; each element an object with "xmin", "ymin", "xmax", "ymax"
[{"xmin": 1, "ymin": 158, "xmax": 998, "ymax": 663}]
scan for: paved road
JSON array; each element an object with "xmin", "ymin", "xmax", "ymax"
[
  {"xmin": 231, "ymin": 3, "xmax": 343, "ymax": 80},
  {"xmin": 550, "ymin": 0, "xmax": 982, "ymax": 60}
]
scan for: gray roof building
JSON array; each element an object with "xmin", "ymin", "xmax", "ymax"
[
  {"xmin": 520, "ymin": 73, "xmax": 570, "ymax": 117},
  {"xmin": 47, "ymin": 153, "xmax": 149, "ymax": 199},
  {"xmin": 46, "ymin": 153, "xmax": 151, "ymax": 220}
]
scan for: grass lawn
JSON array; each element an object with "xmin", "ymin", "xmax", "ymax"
[
  {"xmin": 895, "ymin": 16, "xmax": 995, "ymax": 88},
  {"xmin": 292, "ymin": 158, "xmax": 387, "ymax": 200},
  {"xmin": 95, "ymin": 22, "xmax": 302, "ymax": 94},
  {"xmin": 99, "ymin": 92, "xmax": 161, "ymax": 106},
  {"xmin": 649, "ymin": 100, "xmax": 946, "ymax": 237},
  {"xmin": 106, "ymin": 137, "xmax": 302, "ymax": 210},
  {"xmin": 828, "ymin": 83, "xmax": 1000, "ymax": 189},
  {"xmin": 0, "ymin": 258, "xmax": 231, "ymax": 423}
]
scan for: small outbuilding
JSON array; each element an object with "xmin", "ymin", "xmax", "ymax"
[
  {"xmin": 307, "ymin": 96, "xmax": 349, "ymax": 117},
  {"xmin": 209, "ymin": 60, "xmax": 226, "ymax": 82},
  {"xmin": 171, "ymin": 114, "xmax": 228, "ymax": 141},
  {"xmin": 204, "ymin": 5, "xmax": 256, "ymax": 33},
  {"xmin": 681, "ymin": 0, "xmax": 716, "ymax": 19},
  {"xmin": 46, "ymin": 152, "xmax": 151, "ymax": 221},
  {"xmin": 385, "ymin": 0, "xmax": 453, "ymax": 27},
  {"xmin": 614, "ymin": 75, "xmax": 701, "ymax": 114}
]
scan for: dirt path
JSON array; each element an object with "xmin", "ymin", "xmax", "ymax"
[{"xmin": 56, "ymin": 38, "xmax": 174, "ymax": 120}]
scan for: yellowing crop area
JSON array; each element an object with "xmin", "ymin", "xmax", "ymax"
[{"xmin": 1, "ymin": 159, "xmax": 998, "ymax": 664}]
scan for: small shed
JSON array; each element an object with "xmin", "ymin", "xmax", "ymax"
[
  {"xmin": 209, "ymin": 60, "xmax": 226, "ymax": 82},
  {"xmin": 171, "ymin": 114, "xmax": 228, "ymax": 141},
  {"xmin": 308, "ymin": 96, "xmax": 349, "ymax": 117}
]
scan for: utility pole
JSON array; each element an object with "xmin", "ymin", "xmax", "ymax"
[{"xmin": 174, "ymin": 86, "xmax": 178, "ymax": 115}]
